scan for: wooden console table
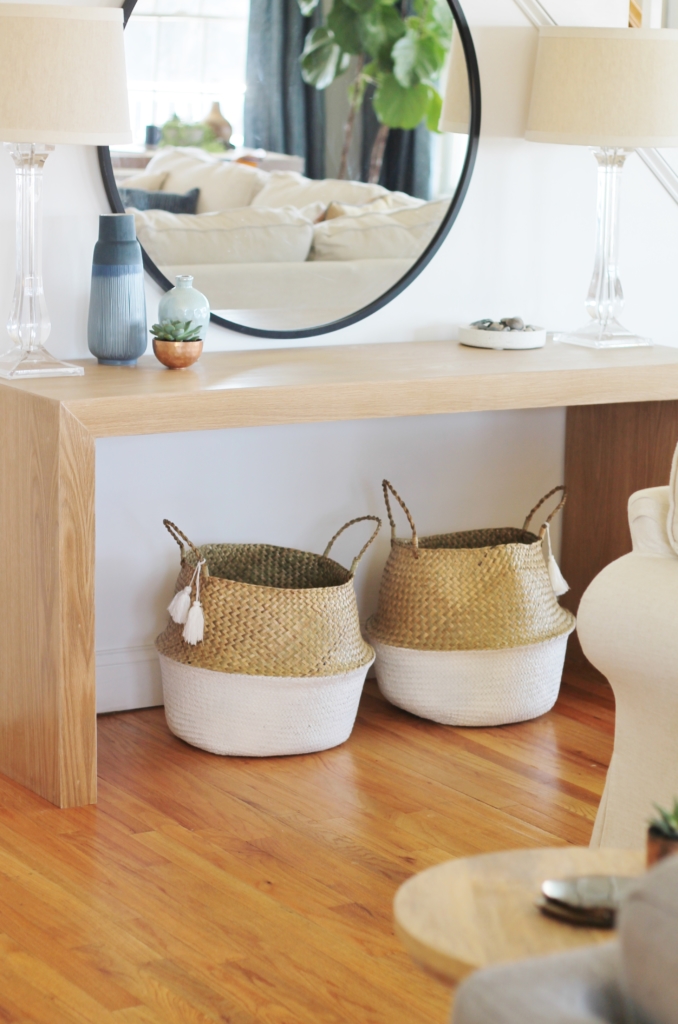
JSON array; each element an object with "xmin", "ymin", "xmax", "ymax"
[{"xmin": 3, "ymin": 340, "xmax": 678, "ymax": 808}]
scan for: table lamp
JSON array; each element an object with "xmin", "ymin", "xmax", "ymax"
[
  {"xmin": 440, "ymin": 25, "xmax": 538, "ymax": 138},
  {"xmin": 526, "ymin": 26, "xmax": 678, "ymax": 348},
  {"xmin": 0, "ymin": 4, "xmax": 131, "ymax": 378}
]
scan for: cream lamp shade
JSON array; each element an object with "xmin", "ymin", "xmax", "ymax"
[
  {"xmin": 0, "ymin": 3, "xmax": 131, "ymax": 145},
  {"xmin": 440, "ymin": 26, "xmax": 538, "ymax": 137},
  {"xmin": 526, "ymin": 27, "xmax": 678, "ymax": 148}
]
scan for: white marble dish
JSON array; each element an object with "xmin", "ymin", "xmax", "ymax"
[{"xmin": 459, "ymin": 324, "xmax": 547, "ymax": 350}]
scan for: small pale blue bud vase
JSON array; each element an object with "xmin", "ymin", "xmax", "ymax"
[
  {"xmin": 157, "ymin": 275, "xmax": 210, "ymax": 339},
  {"xmin": 87, "ymin": 214, "xmax": 147, "ymax": 366}
]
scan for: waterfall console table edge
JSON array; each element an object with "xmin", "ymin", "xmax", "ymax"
[{"xmin": 2, "ymin": 340, "xmax": 678, "ymax": 806}]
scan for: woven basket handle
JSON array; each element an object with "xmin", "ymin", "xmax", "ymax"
[
  {"xmin": 382, "ymin": 480, "xmax": 419, "ymax": 556},
  {"xmin": 522, "ymin": 485, "xmax": 567, "ymax": 540},
  {"xmin": 163, "ymin": 519, "xmax": 205, "ymax": 568},
  {"xmin": 323, "ymin": 515, "xmax": 382, "ymax": 575}
]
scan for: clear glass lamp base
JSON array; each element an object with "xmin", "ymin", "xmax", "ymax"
[
  {"xmin": 553, "ymin": 317, "xmax": 652, "ymax": 350},
  {"xmin": 2, "ymin": 143, "xmax": 85, "ymax": 380},
  {"xmin": 558, "ymin": 149, "xmax": 652, "ymax": 352},
  {"xmin": 0, "ymin": 345, "xmax": 84, "ymax": 379}
]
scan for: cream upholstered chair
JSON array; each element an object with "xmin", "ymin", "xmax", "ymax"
[
  {"xmin": 452, "ymin": 853, "xmax": 678, "ymax": 1024},
  {"xmin": 577, "ymin": 444, "xmax": 678, "ymax": 849}
]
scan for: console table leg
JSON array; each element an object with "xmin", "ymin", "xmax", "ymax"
[
  {"xmin": 0, "ymin": 389, "xmax": 96, "ymax": 807},
  {"xmin": 561, "ymin": 400, "xmax": 678, "ymax": 671}
]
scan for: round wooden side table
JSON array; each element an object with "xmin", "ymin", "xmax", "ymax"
[{"xmin": 394, "ymin": 846, "xmax": 645, "ymax": 986}]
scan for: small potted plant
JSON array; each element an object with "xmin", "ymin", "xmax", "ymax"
[
  {"xmin": 647, "ymin": 800, "xmax": 678, "ymax": 866},
  {"xmin": 150, "ymin": 319, "xmax": 204, "ymax": 370}
]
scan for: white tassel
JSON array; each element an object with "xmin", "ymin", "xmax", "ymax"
[
  {"xmin": 168, "ymin": 586, "xmax": 191, "ymax": 624},
  {"xmin": 183, "ymin": 600, "xmax": 204, "ymax": 644},
  {"xmin": 548, "ymin": 554, "xmax": 569, "ymax": 596},
  {"xmin": 181, "ymin": 559, "xmax": 206, "ymax": 644},
  {"xmin": 544, "ymin": 523, "xmax": 569, "ymax": 596}
]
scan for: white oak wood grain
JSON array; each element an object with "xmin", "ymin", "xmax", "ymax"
[
  {"xmin": 0, "ymin": 388, "xmax": 96, "ymax": 807},
  {"xmin": 3, "ymin": 341, "xmax": 678, "ymax": 438},
  {"xmin": 2, "ymin": 338, "xmax": 678, "ymax": 806}
]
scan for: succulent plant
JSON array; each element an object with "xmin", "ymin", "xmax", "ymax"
[
  {"xmin": 650, "ymin": 799, "xmax": 678, "ymax": 838},
  {"xmin": 150, "ymin": 320, "xmax": 203, "ymax": 343}
]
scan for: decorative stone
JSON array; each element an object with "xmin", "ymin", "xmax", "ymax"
[{"xmin": 468, "ymin": 316, "xmax": 539, "ymax": 335}]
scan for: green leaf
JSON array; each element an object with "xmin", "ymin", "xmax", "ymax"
[
  {"xmin": 297, "ymin": 0, "xmax": 320, "ymax": 15},
  {"xmin": 425, "ymin": 85, "xmax": 443, "ymax": 132},
  {"xmin": 359, "ymin": 5, "xmax": 405, "ymax": 63},
  {"xmin": 373, "ymin": 73, "xmax": 429, "ymax": 128},
  {"xmin": 343, "ymin": 0, "xmax": 376, "ymax": 13},
  {"xmin": 300, "ymin": 27, "xmax": 348, "ymax": 89},
  {"xmin": 431, "ymin": 0, "xmax": 453, "ymax": 36},
  {"xmin": 650, "ymin": 802, "xmax": 678, "ymax": 836},
  {"xmin": 151, "ymin": 319, "xmax": 202, "ymax": 341},
  {"xmin": 393, "ymin": 25, "xmax": 447, "ymax": 86},
  {"xmin": 391, "ymin": 28, "xmax": 418, "ymax": 86},
  {"xmin": 416, "ymin": 32, "xmax": 447, "ymax": 78},
  {"xmin": 327, "ymin": 1, "xmax": 363, "ymax": 55}
]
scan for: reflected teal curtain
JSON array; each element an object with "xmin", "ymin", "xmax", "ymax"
[
  {"xmin": 362, "ymin": 117, "xmax": 431, "ymax": 199},
  {"xmin": 360, "ymin": 91, "xmax": 431, "ymax": 200},
  {"xmin": 244, "ymin": 0, "xmax": 326, "ymax": 180}
]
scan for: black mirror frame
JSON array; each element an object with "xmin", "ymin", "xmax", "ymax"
[{"xmin": 98, "ymin": 0, "xmax": 480, "ymax": 340}]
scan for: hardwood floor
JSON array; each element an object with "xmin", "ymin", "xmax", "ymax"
[{"xmin": 0, "ymin": 671, "xmax": 613, "ymax": 1024}]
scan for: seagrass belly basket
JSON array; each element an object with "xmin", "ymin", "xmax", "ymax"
[
  {"xmin": 366, "ymin": 482, "xmax": 575, "ymax": 726},
  {"xmin": 157, "ymin": 516, "xmax": 380, "ymax": 756}
]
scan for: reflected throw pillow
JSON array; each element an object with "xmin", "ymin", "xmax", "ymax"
[
  {"xmin": 120, "ymin": 186, "xmax": 200, "ymax": 214},
  {"xmin": 323, "ymin": 193, "xmax": 425, "ymax": 220},
  {"xmin": 116, "ymin": 170, "xmax": 168, "ymax": 191},
  {"xmin": 311, "ymin": 199, "xmax": 450, "ymax": 261}
]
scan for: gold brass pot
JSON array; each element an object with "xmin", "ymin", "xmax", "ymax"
[{"xmin": 152, "ymin": 339, "xmax": 203, "ymax": 369}]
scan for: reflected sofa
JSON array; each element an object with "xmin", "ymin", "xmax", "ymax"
[{"xmin": 119, "ymin": 146, "xmax": 448, "ymax": 313}]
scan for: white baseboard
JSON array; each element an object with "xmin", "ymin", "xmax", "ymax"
[{"xmin": 96, "ymin": 645, "xmax": 163, "ymax": 714}]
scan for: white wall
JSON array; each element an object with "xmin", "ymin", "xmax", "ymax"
[{"xmin": 2, "ymin": 0, "xmax": 678, "ymax": 711}]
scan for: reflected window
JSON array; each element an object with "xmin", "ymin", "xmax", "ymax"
[{"xmin": 124, "ymin": 0, "xmax": 250, "ymax": 147}]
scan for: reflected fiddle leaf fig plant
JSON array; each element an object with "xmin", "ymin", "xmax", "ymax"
[{"xmin": 299, "ymin": 0, "xmax": 452, "ymax": 182}]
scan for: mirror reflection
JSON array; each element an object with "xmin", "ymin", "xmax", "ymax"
[{"xmin": 110, "ymin": 0, "xmax": 472, "ymax": 332}]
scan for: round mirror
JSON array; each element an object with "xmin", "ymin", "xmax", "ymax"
[{"xmin": 99, "ymin": 0, "xmax": 479, "ymax": 339}]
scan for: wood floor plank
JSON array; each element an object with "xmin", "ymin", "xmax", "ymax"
[{"xmin": 0, "ymin": 675, "xmax": 613, "ymax": 1023}]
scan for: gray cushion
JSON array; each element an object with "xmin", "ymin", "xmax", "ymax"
[
  {"xmin": 619, "ymin": 855, "xmax": 678, "ymax": 1024},
  {"xmin": 119, "ymin": 186, "xmax": 199, "ymax": 214},
  {"xmin": 452, "ymin": 944, "xmax": 645, "ymax": 1024}
]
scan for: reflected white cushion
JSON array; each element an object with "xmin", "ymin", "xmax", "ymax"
[
  {"xmin": 251, "ymin": 170, "xmax": 390, "ymax": 209},
  {"xmin": 133, "ymin": 207, "xmax": 314, "ymax": 265},
  {"xmin": 311, "ymin": 198, "xmax": 449, "ymax": 261},
  {"xmin": 144, "ymin": 147, "xmax": 268, "ymax": 212},
  {"xmin": 118, "ymin": 169, "xmax": 168, "ymax": 191},
  {"xmin": 160, "ymin": 258, "xmax": 414, "ymax": 311}
]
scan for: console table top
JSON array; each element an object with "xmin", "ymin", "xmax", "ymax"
[{"xmin": 3, "ymin": 339, "xmax": 678, "ymax": 438}]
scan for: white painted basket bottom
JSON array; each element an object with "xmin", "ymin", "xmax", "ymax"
[
  {"xmin": 371, "ymin": 632, "xmax": 573, "ymax": 727},
  {"xmin": 158, "ymin": 652, "xmax": 373, "ymax": 756}
]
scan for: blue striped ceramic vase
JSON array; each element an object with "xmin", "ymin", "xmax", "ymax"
[{"xmin": 87, "ymin": 214, "xmax": 147, "ymax": 366}]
